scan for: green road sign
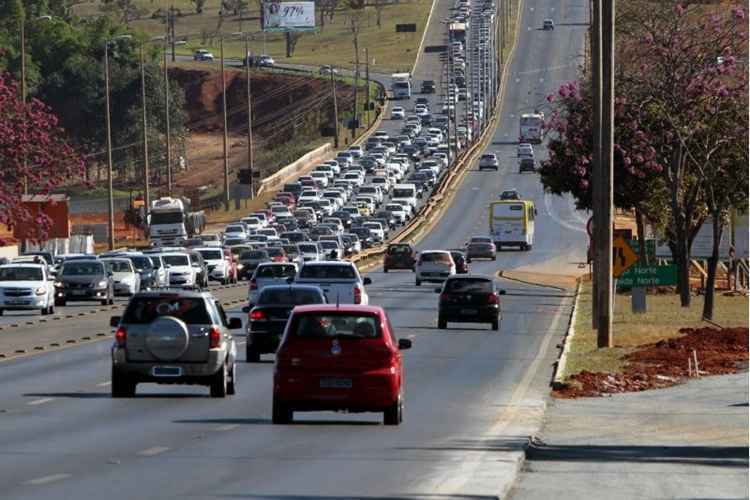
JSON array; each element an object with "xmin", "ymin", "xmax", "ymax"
[
  {"xmin": 627, "ymin": 239, "xmax": 656, "ymax": 262},
  {"xmin": 617, "ymin": 264, "xmax": 678, "ymax": 288}
]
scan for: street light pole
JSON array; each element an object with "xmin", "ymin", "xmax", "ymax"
[
  {"xmin": 364, "ymin": 47, "xmax": 370, "ymax": 126},
  {"xmin": 163, "ymin": 39, "xmax": 172, "ymax": 196},
  {"xmin": 140, "ymin": 43, "xmax": 151, "ymax": 210},
  {"xmin": 221, "ymin": 37, "xmax": 230, "ymax": 211},
  {"xmin": 244, "ymin": 35, "xmax": 255, "ymax": 199},
  {"xmin": 104, "ymin": 41, "xmax": 116, "ymax": 250}
]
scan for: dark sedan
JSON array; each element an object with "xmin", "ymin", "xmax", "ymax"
[
  {"xmin": 245, "ymin": 285, "xmax": 327, "ymax": 362},
  {"xmin": 383, "ymin": 243, "xmax": 417, "ymax": 272},
  {"xmin": 238, "ymin": 250, "xmax": 270, "ymax": 280},
  {"xmin": 436, "ymin": 275, "xmax": 505, "ymax": 331}
]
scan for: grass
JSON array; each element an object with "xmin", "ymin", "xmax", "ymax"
[
  {"xmin": 72, "ymin": 0, "xmax": 433, "ymax": 74},
  {"xmin": 562, "ymin": 281, "xmax": 750, "ymax": 379}
]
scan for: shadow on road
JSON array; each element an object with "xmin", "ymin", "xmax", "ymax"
[
  {"xmin": 174, "ymin": 418, "xmax": 269, "ymax": 425},
  {"xmin": 219, "ymin": 495, "xmax": 498, "ymax": 500},
  {"xmin": 397, "ymin": 436, "xmax": 531, "ymax": 454},
  {"xmin": 526, "ymin": 443, "xmax": 749, "ymax": 468}
]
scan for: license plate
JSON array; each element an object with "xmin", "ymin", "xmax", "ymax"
[
  {"xmin": 70, "ymin": 290, "xmax": 88, "ymax": 296},
  {"xmin": 7, "ymin": 299, "xmax": 29, "ymax": 305},
  {"xmin": 460, "ymin": 308, "xmax": 478, "ymax": 315},
  {"xmin": 152, "ymin": 366, "xmax": 182, "ymax": 377},
  {"xmin": 320, "ymin": 377, "xmax": 352, "ymax": 389}
]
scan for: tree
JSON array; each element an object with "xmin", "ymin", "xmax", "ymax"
[
  {"xmin": 192, "ymin": 0, "xmax": 206, "ymax": 14},
  {"xmin": 0, "ymin": 73, "xmax": 85, "ymax": 240}
]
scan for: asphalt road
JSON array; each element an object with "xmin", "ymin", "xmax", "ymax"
[{"xmin": 0, "ymin": 0, "xmax": 589, "ymax": 498}]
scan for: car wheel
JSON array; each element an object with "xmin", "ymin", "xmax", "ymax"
[
  {"xmin": 108, "ymin": 294, "xmax": 115, "ymax": 305},
  {"xmin": 526, "ymin": 244, "xmax": 533, "ymax": 251},
  {"xmin": 47, "ymin": 303, "xmax": 55, "ymax": 315},
  {"xmin": 438, "ymin": 316, "xmax": 447, "ymax": 329},
  {"xmin": 492, "ymin": 255, "xmax": 497, "ymax": 261},
  {"xmin": 0, "ymin": 309, "xmax": 3, "ymax": 316},
  {"xmin": 383, "ymin": 395, "xmax": 403, "ymax": 426},
  {"xmin": 492, "ymin": 319, "xmax": 500, "ymax": 331},
  {"xmin": 383, "ymin": 267, "xmax": 389, "ymax": 273},
  {"xmin": 101, "ymin": 299, "xmax": 109, "ymax": 306},
  {"xmin": 415, "ymin": 279, "xmax": 421, "ymax": 286},
  {"xmin": 227, "ymin": 363, "xmax": 237, "ymax": 395},
  {"xmin": 210, "ymin": 363, "xmax": 228, "ymax": 398},
  {"xmin": 272, "ymin": 396, "xmax": 293, "ymax": 424},
  {"xmin": 111, "ymin": 368, "xmax": 136, "ymax": 398},
  {"xmin": 246, "ymin": 345, "xmax": 260, "ymax": 363},
  {"xmin": 56, "ymin": 298, "xmax": 66, "ymax": 307}
]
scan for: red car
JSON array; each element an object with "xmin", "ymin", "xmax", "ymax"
[{"xmin": 273, "ymin": 304, "xmax": 412, "ymax": 425}]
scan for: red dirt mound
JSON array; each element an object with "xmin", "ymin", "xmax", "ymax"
[{"xmin": 554, "ymin": 327, "xmax": 749, "ymax": 398}]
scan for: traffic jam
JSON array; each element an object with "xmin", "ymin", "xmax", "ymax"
[{"xmin": 0, "ymin": 0, "xmax": 505, "ymax": 426}]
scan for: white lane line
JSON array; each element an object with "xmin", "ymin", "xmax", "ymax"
[
  {"xmin": 24, "ymin": 473, "xmax": 71, "ymax": 485},
  {"xmin": 27, "ymin": 397, "xmax": 55, "ymax": 406},
  {"xmin": 137, "ymin": 446, "xmax": 169, "ymax": 457},
  {"xmin": 214, "ymin": 424, "xmax": 240, "ymax": 432},
  {"xmin": 544, "ymin": 193, "xmax": 586, "ymax": 233},
  {"xmin": 96, "ymin": 381, "xmax": 111, "ymax": 387}
]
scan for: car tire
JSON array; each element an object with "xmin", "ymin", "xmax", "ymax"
[
  {"xmin": 272, "ymin": 397, "xmax": 293, "ymax": 424},
  {"xmin": 492, "ymin": 319, "xmax": 500, "ymax": 331},
  {"xmin": 210, "ymin": 363, "xmax": 228, "ymax": 398},
  {"xmin": 108, "ymin": 294, "xmax": 115, "ymax": 305},
  {"xmin": 227, "ymin": 363, "xmax": 237, "ymax": 395},
  {"xmin": 111, "ymin": 368, "xmax": 136, "ymax": 398},
  {"xmin": 0, "ymin": 309, "xmax": 3, "ymax": 316},
  {"xmin": 438, "ymin": 316, "xmax": 447, "ymax": 329},
  {"xmin": 383, "ymin": 267, "xmax": 388, "ymax": 273},
  {"xmin": 415, "ymin": 279, "xmax": 421, "ymax": 286},
  {"xmin": 101, "ymin": 299, "xmax": 109, "ymax": 306},
  {"xmin": 526, "ymin": 244, "xmax": 533, "ymax": 251},
  {"xmin": 246, "ymin": 345, "xmax": 260, "ymax": 363},
  {"xmin": 383, "ymin": 395, "xmax": 403, "ymax": 426},
  {"xmin": 55, "ymin": 298, "xmax": 66, "ymax": 307}
]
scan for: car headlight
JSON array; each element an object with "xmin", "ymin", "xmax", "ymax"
[
  {"xmin": 97, "ymin": 280, "xmax": 108, "ymax": 288},
  {"xmin": 54, "ymin": 281, "xmax": 63, "ymax": 288},
  {"xmin": 237, "ymin": 264, "xmax": 244, "ymax": 270},
  {"xmin": 35, "ymin": 286, "xmax": 47, "ymax": 296}
]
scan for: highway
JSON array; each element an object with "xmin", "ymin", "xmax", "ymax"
[{"xmin": 0, "ymin": 0, "xmax": 589, "ymax": 498}]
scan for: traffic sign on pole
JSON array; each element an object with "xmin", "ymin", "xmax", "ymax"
[
  {"xmin": 612, "ymin": 236, "xmax": 638, "ymax": 278},
  {"xmin": 617, "ymin": 264, "xmax": 678, "ymax": 288}
]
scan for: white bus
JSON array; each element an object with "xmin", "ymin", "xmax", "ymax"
[
  {"xmin": 391, "ymin": 73, "xmax": 412, "ymax": 100},
  {"xmin": 488, "ymin": 200, "xmax": 536, "ymax": 251},
  {"xmin": 519, "ymin": 113, "xmax": 544, "ymax": 144}
]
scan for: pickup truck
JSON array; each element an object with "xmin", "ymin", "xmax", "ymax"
[
  {"xmin": 293, "ymin": 261, "xmax": 371, "ymax": 305},
  {"xmin": 0, "ymin": 263, "xmax": 56, "ymax": 315}
]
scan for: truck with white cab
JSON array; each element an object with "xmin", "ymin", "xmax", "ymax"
[{"xmin": 147, "ymin": 197, "xmax": 206, "ymax": 247}]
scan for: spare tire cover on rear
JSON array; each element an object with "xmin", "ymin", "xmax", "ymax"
[{"xmin": 145, "ymin": 316, "xmax": 190, "ymax": 362}]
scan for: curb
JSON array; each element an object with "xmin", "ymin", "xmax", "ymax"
[
  {"xmin": 552, "ymin": 279, "xmax": 582, "ymax": 388},
  {"xmin": 496, "ymin": 270, "xmax": 568, "ymax": 292}
]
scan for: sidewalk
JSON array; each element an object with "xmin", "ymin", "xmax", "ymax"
[{"xmin": 510, "ymin": 372, "xmax": 749, "ymax": 500}]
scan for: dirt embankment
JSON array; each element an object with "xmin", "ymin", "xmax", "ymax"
[{"xmin": 555, "ymin": 327, "xmax": 749, "ymax": 398}]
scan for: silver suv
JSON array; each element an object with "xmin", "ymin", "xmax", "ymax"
[{"xmin": 110, "ymin": 290, "xmax": 241, "ymax": 398}]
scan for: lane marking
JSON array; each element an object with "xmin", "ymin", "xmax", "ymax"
[
  {"xmin": 96, "ymin": 381, "xmax": 112, "ymax": 387},
  {"xmin": 27, "ymin": 397, "xmax": 55, "ymax": 406},
  {"xmin": 214, "ymin": 424, "xmax": 240, "ymax": 432},
  {"xmin": 137, "ymin": 446, "xmax": 169, "ymax": 457},
  {"xmin": 24, "ymin": 473, "xmax": 71, "ymax": 485}
]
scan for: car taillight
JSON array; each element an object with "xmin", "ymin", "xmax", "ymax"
[
  {"xmin": 440, "ymin": 293, "xmax": 450, "ymax": 302},
  {"xmin": 250, "ymin": 278, "xmax": 258, "ymax": 290},
  {"xmin": 353, "ymin": 286, "xmax": 362, "ymax": 304},
  {"xmin": 250, "ymin": 309, "xmax": 266, "ymax": 321},
  {"xmin": 487, "ymin": 293, "xmax": 499, "ymax": 305},
  {"xmin": 115, "ymin": 327, "xmax": 127, "ymax": 347},
  {"xmin": 209, "ymin": 326, "xmax": 221, "ymax": 348}
]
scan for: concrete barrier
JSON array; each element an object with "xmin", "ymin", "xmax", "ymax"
[{"xmin": 256, "ymin": 143, "xmax": 333, "ymax": 196}]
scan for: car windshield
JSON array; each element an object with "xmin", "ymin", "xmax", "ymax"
[
  {"xmin": 62, "ymin": 262, "xmax": 105, "ymax": 276},
  {"xmin": 122, "ymin": 297, "xmax": 211, "ymax": 325},
  {"xmin": 299, "ymin": 265, "xmax": 356, "ymax": 280},
  {"xmin": 293, "ymin": 313, "xmax": 381, "ymax": 339},
  {"xmin": 298, "ymin": 244, "xmax": 318, "ymax": 253},
  {"xmin": 149, "ymin": 257, "xmax": 163, "ymax": 268},
  {"xmin": 319, "ymin": 241, "xmax": 338, "ymax": 249},
  {"xmin": 197, "ymin": 250, "xmax": 223, "ymax": 260},
  {"xmin": 241, "ymin": 251, "xmax": 268, "ymax": 260},
  {"xmin": 256, "ymin": 265, "xmax": 297, "ymax": 279},
  {"xmin": 162, "ymin": 255, "xmax": 190, "ymax": 266},
  {"xmin": 445, "ymin": 279, "xmax": 493, "ymax": 293},
  {"xmin": 104, "ymin": 260, "xmax": 133, "ymax": 273},
  {"xmin": 258, "ymin": 288, "xmax": 324, "ymax": 305},
  {"xmin": 0, "ymin": 267, "xmax": 43, "ymax": 281}
]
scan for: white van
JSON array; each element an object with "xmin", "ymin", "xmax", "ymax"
[{"xmin": 392, "ymin": 183, "xmax": 418, "ymax": 209}]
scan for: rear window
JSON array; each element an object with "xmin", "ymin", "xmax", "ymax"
[
  {"xmin": 388, "ymin": 245, "xmax": 411, "ymax": 255},
  {"xmin": 123, "ymin": 297, "xmax": 211, "ymax": 325},
  {"xmin": 256, "ymin": 265, "xmax": 296, "ymax": 278},
  {"xmin": 103, "ymin": 260, "xmax": 133, "ymax": 273},
  {"xmin": 162, "ymin": 255, "xmax": 189, "ymax": 267},
  {"xmin": 420, "ymin": 252, "xmax": 452, "ymax": 263},
  {"xmin": 299, "ymin": 265, "xmax": 356, "ymax": 280},
  {"xmin": 445, "ymin": 279, "xmax": 493, "ymax": 293},
  {"xmin": 129, "ymin": 256, "xmax": 153, "ymax": 270},
  {"xmin": 258, "ymin": 288, "xmax": 324, "ymax": 305},
  {"xmin": 197, "ymin": 250, "xmax": 223, "ymax": 260},
  {"xmin": 292, "ymin": 313, "xmax": 380, "ymax": 339},
  {"xmin": 241, "ymin": 251, "xmax": 269, "ymax": 260},
  {"xmin": 267, "ymin": 248, "xmax": 285, "ymax": 257}
]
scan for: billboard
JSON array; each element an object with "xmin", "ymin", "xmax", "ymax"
[{"xmin": 262, "ymin": 1, "xmax": 316, "ymax": 32}]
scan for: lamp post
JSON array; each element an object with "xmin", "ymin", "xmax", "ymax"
[
  {"xmin": 104, "ymin": 34, "xmax": 132, "ymax": 250},
  {"xmin": 233, "ymin": 32, "xmax": 256, "ymax": 200},
  {"xmin": 162, "ymin": 38, "xmax": 186, "ymax": 197}
]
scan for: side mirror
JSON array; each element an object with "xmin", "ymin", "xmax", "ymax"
[
  {"xmin": 286, "ymin": 276, "xmax": 294, "ymax": 284},
  {"xmin": 110, "ymin": 316, "xmax": 121, "ymax": 328},
  {"xmin": 107, "ymin": 272, "xmax": 114, "ymax": 277},
  {"xmin": 228, "ymin": 317, "xmax": 243, "ymax": 330},
  {"xmin": 398, "ymin": 338, "xmax": 412, "ymax": 350},
  {"xmin": 434, "ymin": 287, "xmax": 441, "ymax": 293},
  {"xmin": 363, "ymin": 276, "xmax": 372, "ymax": 285},
  {"xmin": 498, "ymin": 289, "xmax": 507, "ymax": 295},
  {"xmin": 241, "ymin": 306, "xmax": 251, "ymax": 313}
]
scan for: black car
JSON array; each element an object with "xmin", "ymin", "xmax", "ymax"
[
  {"xmin": 519, "ymin": 157, "xmax": 535, "ymax": 173},
  {"xmin": 500, "ymin": 189, "xmax": 521, "ymax": 200},
  {"xmin": 350, "ymin": 226, "xmax": 375, "ymax": 248},
  {"xmin": 238, "ymin": 250, "xmax": 270, "ymax": 279},
  {"xmin": 54, "ymin": 259, "xmax": 115, "ymax": 306},
  {"xmin": 421, "ymin": 80, "xmax": 436, "ymax": 93},
  {"xmin": 245, "ymin": 285, "xmax": 327, "ymax": 362},
  {"xmin": 435, "ymin": 275, "xmax": 505, "ymax": 330},
  {"xmin": 383, "ymin": 243, "xmax": 416, "ymax": 272},
  {"xmin": 126, "ymin": 254, "xmax": 158, "ymax": 289}
]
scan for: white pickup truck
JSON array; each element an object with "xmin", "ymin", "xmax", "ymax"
[
  {"xmin": 293, "ymin": 262, "xmax": 371, "ymax": 305},
  {"xmin": 0, "ymin": 263, "xmax": 57, "ymax": 315}
]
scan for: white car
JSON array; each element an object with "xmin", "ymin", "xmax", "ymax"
[
  {"xmin": 296, "ymin": 242, "xmax": 321, "ymax": 264},
  {"xmin": 241, "ymin": 216, "xmax": 263, "ymax": 233},
  {"xmin": 415, "ymin": 250, "xmax": 456, "ymax": 286},
  {"xmin": 161, "ymin": 253, "xmax": 199, "ymax": 289},
  {"xmin": 298, "ymin": 190, "xmax": 321, "ymax": 204},
  {"xmin": 479, "ymin": 153, "xmax": 499, "ymax": 170},
  {"xmin": 433, "ymin": 152, "xmax": 449, "ymax": 167},
  {"xmin": 347, "ymin": 145, "xmax": 363, "ymax": 159},
  {"xmin": 518, "ymin": 143, "xmax": 534, "ymax": 158},
  {"xmin": 323, "ymin": 160, "xmax": 341, "ymax": 174},
  {"xmin": 248, "ymin": 262, "xmax": 298, "ymax": 305},
  {"xmin": 195, "ymin": 247, "xmax": 233, "ymax": 284},
  {"xmin": 391, "ymin": 106, "xmax": 406, "ymax": 119},
  {"xmin": 310, "ymin": 171, "xmax": 330, "ymax": 188},
  {"xmin": 362, "ymin": 221, "xmax": 385, "ymax": 243},
  {"xmin": 194, "ymin": 49, "xmax": 214, "ymax": 61},
  {"xmin": 385, "ymin": 203, "xmax": 408, "ymax": 224},
  {"xmin": 101, "ymin": 258, "xmax": 141, "ymax": 296},
  {"xmin": 223, "ymin": 224, "xmax": 248, "ymax": 241},
  {"xmin": 0, "ymin": 263, "xmax": 56, "ymax": 315},
  {"xmin": 336, "ymin": 152, "xmax": 354, "ymax": 167}
]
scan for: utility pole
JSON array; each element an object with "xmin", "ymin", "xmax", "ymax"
[
  {"xmin": 244, "ymin": 35, "xmax": 255, "ymax": 199},
  {"xmin": 364, "ymin": 47, "xmax": 370, "ymax": 126},
  {"xmin": 170, "ymin": 5, "xmax": 176, "ymax": 62},
  {"xmin": 221, "ymin": 38, "xmax": 230, "ymax": 211},
  {"xmin": 163, "ymin": 38, "xmax": 173, "ymax": 196},
  {"xmin": 19, "ymin": 16, "xmax": 28, "ymax": 195},
  {"xmin": 352, "ymin": 57, "xmax": 359, "ymax": 139},
  {"xmin": 140, "ymin": 43, "xmax": 151, "ymax": 210},
  {"xmin": 446, "ymin": 36, "xmax": 453, "ymax": 162},
  {"xmin": 330, "ymin": 68, "xmax": 339, "ymax": 148},
  {"xmin": 590, "ymin": 0, "xmax": 602, "ymax": 330},
  {"xmin": 104, "ymin": 42, "xmax": 116, "ymax": 250}
]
